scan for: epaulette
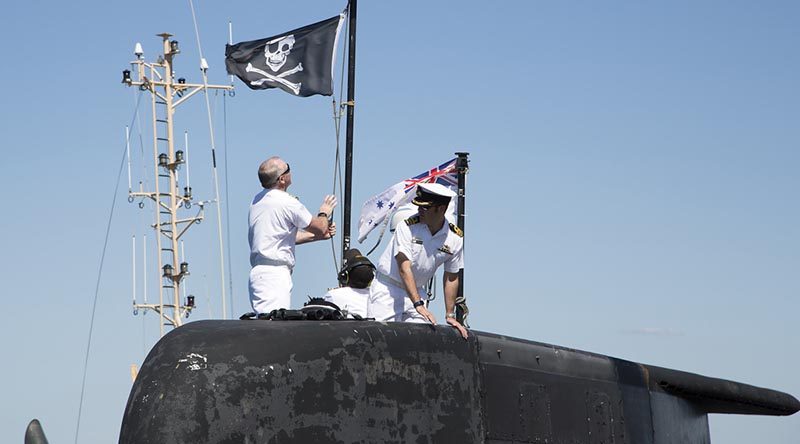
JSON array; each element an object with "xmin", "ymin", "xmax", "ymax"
[
  {"xmin": 449, "ymin": 223, "xmax": 464, "ymax": 237},
  {"xmin": 404, "ymin": 215, "xmax": 420, "ymax": 225}
]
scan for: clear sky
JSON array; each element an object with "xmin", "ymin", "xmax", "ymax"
[{"xmin": 0, "ymin": 1, "xmax": 797, "ymax": 442}]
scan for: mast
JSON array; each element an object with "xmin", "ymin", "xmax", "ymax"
[
  {"xmin": 123, "ymin": 34, "xmax": 233, "ymax": 335},
  {"xmin": 342, "ymin": 0, "xmax": 357, "ymax": 260},
  {"xmin": 455, "ymin": 152, "xmax": 469, "ymax": 325}
]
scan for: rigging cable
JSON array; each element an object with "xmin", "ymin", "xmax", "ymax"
[
  {"xmin": 188, "ymin": 0, "xmax": 229, "ymax": 319},
  {"xmin": 136, "ymin": 90, "xmax": 148, "ymax": 200},
  {"xmin": 223, "ymin": 91, "xmax": 235, "ymax": 318},
  {"xmin": 330, "ymin": 12, "xmax": 349, "ymax": 269},
  {"xmin": 225, "ymin": 22, "xmax": 236, "ymax": 317},
  {"xmin": 75, "ymin": 91, "xmax": 145, "ymax": 444},
  {"xmin": 133, "ymin": 91, "xmax": 149, "ymax": 360}
]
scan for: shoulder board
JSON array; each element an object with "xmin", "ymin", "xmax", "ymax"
[
  {"xmin": 404, "ymin": 215, "xmax": 420, "ymax": 225},
  {"xmin": 449, "ymin": 223, "xmax": 464, "ymax": 237}
]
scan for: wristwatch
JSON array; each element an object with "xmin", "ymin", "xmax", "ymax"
[
  {"xmin": 317, "ymin": 212, "xmax": 329, "ymax": 218},
  {"xmin": 413, "ymin": 300, "xmax": 425, "ymax": 308},
  {"xmin": 446, "ymin": 312, "xmax": 456, "ymax": 319}
]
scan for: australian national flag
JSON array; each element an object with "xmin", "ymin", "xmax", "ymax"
[
  {"xmin": 225, "ymin": 14, "xmax": 345, "ymax": 97},
  {"xmin": 358, "ymin": 159, "xmax": 458, "ymax": 243}
]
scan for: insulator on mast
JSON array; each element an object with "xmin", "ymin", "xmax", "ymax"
[{"xmin": 228, "ymin": 21, "xmax": 234, "ymax": 85}]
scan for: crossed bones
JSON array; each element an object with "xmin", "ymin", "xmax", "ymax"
[{"xmin": 246, "ymin": 63, "xmax": 304, "ymax": 95}]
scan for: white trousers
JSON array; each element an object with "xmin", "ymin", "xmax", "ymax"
[
  {"xmin": 249, "ymin": 264, "xmax": 292, "ymax": 314},
  {"xmin": 367, "ymin": 276, "xmax": 427, "ymax": 323}
]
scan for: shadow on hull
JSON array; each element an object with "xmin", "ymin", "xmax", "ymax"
[{"xmin": 120, "ymin": 320, "xmax": 798, "ymax": 443}]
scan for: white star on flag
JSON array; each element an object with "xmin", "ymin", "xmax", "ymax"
[{"xmin": 357, "ymin": 158, "xmax": 457, "ymax": 243}]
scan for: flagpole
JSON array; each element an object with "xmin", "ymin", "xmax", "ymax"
[
  {"xmin": 455, "ymin": 152, "xmax": 469, "ymax": 325},
  {"xmin": 342, "ymin": 0, "xmax": 357, "ymax": 261}
]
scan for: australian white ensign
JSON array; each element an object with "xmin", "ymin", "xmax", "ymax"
[{"xmin": 225, "ymin": 13, "xmax": 345, "ymax": 97}]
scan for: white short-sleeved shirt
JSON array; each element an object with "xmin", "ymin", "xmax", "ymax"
[
  {"xmin": 376, "ymin": 215, "xmax": 464, "ymax": 288},
  {"xmin": 322, "ymin": 286, "xmax": 370, "ymax": 318},
  {"xmin": 248, "ymin": 188, "xmax": 313, "ymax": 268}
]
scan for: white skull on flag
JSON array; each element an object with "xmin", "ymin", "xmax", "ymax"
[{"xmin": 264, "ymin": 35, "xmax": 295, "ymax": 72}]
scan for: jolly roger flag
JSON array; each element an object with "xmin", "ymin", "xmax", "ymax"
[{"xmin": 225, "ymin": 13, "xmax": 345, "ymax": 97}]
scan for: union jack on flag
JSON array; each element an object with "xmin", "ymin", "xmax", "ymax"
[
  {"xmin": 357, "ymin": 158, "xmax": 458, "ymax": 243},
  {"xmin": 402, "ymin": 158, "xmax": 458, "ymax": 193}
]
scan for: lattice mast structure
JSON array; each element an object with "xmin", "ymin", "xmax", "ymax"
[{"xmin": 122, "ymin": 33, "xmax": 233, "ymax": 337}]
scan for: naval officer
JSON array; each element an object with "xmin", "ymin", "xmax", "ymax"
[
  {"xmin": 367, "ymin": 182, "xmax": 467, "ymax": 339},
  {"xmin": 322, "ymin": 248, "xmax": 375, "ymax": 318},
  {"xmin": 248, "ymin": 156, "xmax": 337, "ymax": 314}
]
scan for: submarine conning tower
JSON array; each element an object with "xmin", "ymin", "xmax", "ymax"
[{"xmin": 120, "ymin": 320, "xmax": 799, "ymax": 443}]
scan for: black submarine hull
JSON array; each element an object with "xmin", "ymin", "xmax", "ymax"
[{"xmin": 119, "ymin": 320, "xmax": 799, "ymax": 443}]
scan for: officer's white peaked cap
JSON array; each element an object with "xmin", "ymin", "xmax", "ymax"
[
  {"xmin": 413, "ymin": 182, "xmax": 456, "ymax": 207},
  {"xmin": 418, "ymin": 182, "xmax": 456, "ymax": 198}
]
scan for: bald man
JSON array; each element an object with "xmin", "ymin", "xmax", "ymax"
[{"xmin": 248, "ymin": 156, "xmax": 337, "ymax": 313}]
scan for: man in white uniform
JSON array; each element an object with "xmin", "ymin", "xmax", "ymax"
[
  {"xmin": 367, "ymin": 183, "xmax": 468, "ymax": 339},
  {"xmin": 322, "ymin": 248, "xmax": 375, "ymax": 318},
  {"xmin": 249, "ymin": 156, "xmax": 337, "ymax": 314}
]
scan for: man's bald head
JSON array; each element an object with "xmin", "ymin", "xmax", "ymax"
[{"xmin": 258, "ymin": 156, "xmax": 287, "ymax": 188}]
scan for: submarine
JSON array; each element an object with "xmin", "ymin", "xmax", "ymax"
[{"xmin": 119, "ymin": 318, "xmax": 799, "ymax": 443}]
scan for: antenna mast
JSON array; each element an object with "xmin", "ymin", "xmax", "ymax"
[
  {"xmin": 123, "ymin": 34, "xmax": 233, "ymax": 335},
  {"xmin": 342, "ymin": 0, "xmax": 357, "ymax": 259}
]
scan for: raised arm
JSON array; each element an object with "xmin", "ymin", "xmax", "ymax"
[
  {"xmin": 302, "ymin": 195, "xmax": 337, "ymax": 238},
  {"xmin": 296, "ymin": 221, "xmax": 336, "ymax": 245}
]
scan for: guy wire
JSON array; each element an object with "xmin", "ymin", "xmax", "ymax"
[{"xmin": 75, "ymin": 91, "xmax": 144, "ymax": 444}]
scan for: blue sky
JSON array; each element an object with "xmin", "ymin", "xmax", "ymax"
[{"xmin": 0, "ymin": 1, "xmax": 798, "ymax": 442}]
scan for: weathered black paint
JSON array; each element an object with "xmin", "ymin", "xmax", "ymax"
[
  {"xmin": 24, "ymin": 419, "xmax": 48, "ymax": 444},
  {"xmin": 120, "ymin": 321, "xmax": 799, "ymax": 443}
]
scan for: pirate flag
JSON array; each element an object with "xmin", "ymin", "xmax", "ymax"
[{"xmin": 225, "ymin": 14, "xmax": 345, "ymax": 97}]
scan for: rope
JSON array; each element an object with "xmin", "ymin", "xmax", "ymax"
[
  {"xmin": 189, "ymin": 0, "xmax": 229, "ymax": 319},
  {"xmin": 75, "ymin": 91, "xmax": 144, "ymax": 444},
  {"xmin": 329, "ymin": 12, "xmax": 350, "ymax": 271},
  {"xmin": 365, "ymin": 213, "xmax": 391, "ymax": 256}
]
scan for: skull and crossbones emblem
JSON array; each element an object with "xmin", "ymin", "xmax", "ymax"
[{"xmin": 246, "ymin": 34, "xmax": 304, "ymax": 95}]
